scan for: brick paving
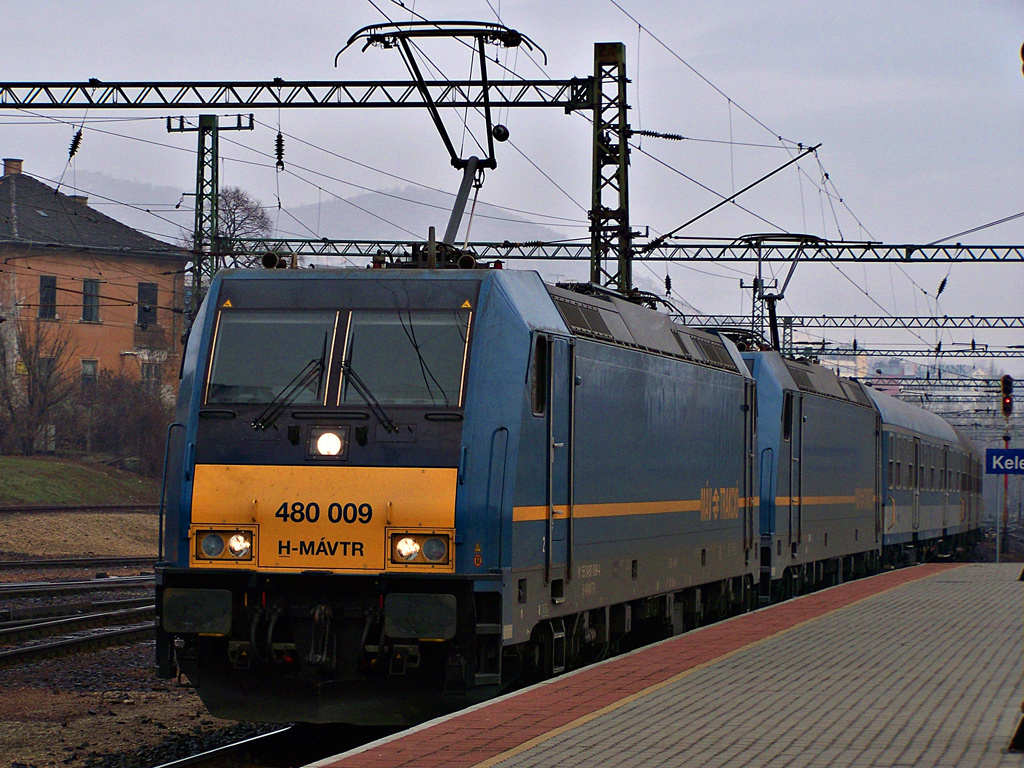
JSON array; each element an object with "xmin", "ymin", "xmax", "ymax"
[{"xmin": 310, "ymin": 563, "xmax": 1024, "ymax": 768}]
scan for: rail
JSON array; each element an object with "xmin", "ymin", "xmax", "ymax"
[
  {"xmin": 0, "ymin": 503, "xmax": 158, "ymax": 515},
  {"xmin": 0, "ymin": 624, "xmax": 153, "ymax": 667},
  {"xmin": 0, "ymin": 556, "xmax": 156, "ymax": 571}
]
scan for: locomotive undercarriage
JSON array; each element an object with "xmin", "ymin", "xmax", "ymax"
[
  {"xmin": 157, "ymin": 569, "xmax": 504, "ymax": 725},
  {"xmin": 158, "ymin": 568, "xmax": 761, "ymax": 724},
  {"xmin": 756, "ymin": 530, "xmax": 981, "ymax": 604},
  {"xmin": 514, "ymin": 575, "xmax": 757, "ymax": 682}
]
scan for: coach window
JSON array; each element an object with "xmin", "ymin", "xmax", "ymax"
[
  {"xmin": 904, "ymin": 442, "xmax": 910, "ymax": 488},
  {"xmin": 531, "ymin": 333, "xmax": 549, "ymax": 416},
  {"xmin": 887, "ymin": 434, "xmax": 894, "ymax": 488}
]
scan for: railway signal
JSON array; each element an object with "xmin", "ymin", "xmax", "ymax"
[{"xmin": 1001, "ymin": 374, "xmax": 1014, "ymax": 418}]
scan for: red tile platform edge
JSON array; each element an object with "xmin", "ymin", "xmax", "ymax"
[{"xmin": 312, "ymin": 563, "xmax": 963, "ymax": 768}]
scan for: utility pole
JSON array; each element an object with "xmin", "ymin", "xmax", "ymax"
[
  {"xmin": 590, "ymin": 42, "xmax": 631, "ymax": 293},
  {"xmin": 167, "ymin": 114, "xmax": 254, "ymax": 319}
]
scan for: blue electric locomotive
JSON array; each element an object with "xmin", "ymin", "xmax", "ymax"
[
  {"xmin": 746, "ymin": 350, "xmax": 983, "ymax": 600},
  {"xmin": 156, "ymin": 267, "xmax": 757, "ymax": 725}
]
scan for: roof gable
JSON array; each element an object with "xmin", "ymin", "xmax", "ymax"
[{"xmin": 0, "ymin": 170, "xmax": 185, "ymax": 259}]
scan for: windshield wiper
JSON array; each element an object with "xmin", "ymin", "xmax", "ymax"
[
  {"xmin": 341, "ymin": 361, "xmax": 398, "ymax": 433},
  {"xmin": 252, "ymin": 358, "xmax": 324, "ymax": 431}
]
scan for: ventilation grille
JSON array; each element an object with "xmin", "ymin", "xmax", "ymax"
[
  {"xmin": 553, "ymin": 298, "xmax": 613, "ymax": 339},
  {"xmin": 788, "ymin": 368, "xmax": 816, "ymax": 392},
  {"xmin": 693, "ymin": 338, "xmax": 738, "ymax": 371}
]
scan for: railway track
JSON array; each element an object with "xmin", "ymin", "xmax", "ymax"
[
  {"xmin": 0, "ymin": 555, "xmax": 156, "ymax": 571},
  {"xmin": 152, "ymin": 724, "xmax": 398, "ymax": 768},
  {"xmin": 0, "ymin": 601, "xmax": 154, "ymax": 640},
  {"xmin": 0, "ymin": 594, "xmax": 153, "ymax": 623},
  {"xmin": 0, "ymin": 579, "xmax": 157, "ymax": 667},
  {"xmin": 0, "ymin": 606, "xmax": 153, "ymax": 667},
  {"xmin": 0, "ymin": 574, "xmax": 154, "ymax": 600},
  {"xmin": 0, "ymin": 621, "xmax": 154, "ymax": 668},
  {"xmin": 0, "ymin": 503, "xmax": 158, "ymax": 515}
]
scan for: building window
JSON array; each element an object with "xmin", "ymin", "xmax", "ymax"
[
  {"xmin": 37, "ymin": 356, "xmax": 54, "ymax": 380},
  {"xmin": 39, "ymin": 275, "xmax": 57, "ymax": 319},
  {"xmin": 141, "ymin": 362, "xmax": 162, "ymax": 392},
  {"xmin": 137, "ymin": 282, "xmax": 158, "ymax": 326},
  {"xmin": 81, "ymin": 359, "xmax": 98, "ymax": 395},
  {"xmin": 82, "ymin": 279, "xmax": 100, "ymax": 322}
]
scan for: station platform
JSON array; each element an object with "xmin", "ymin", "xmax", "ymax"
[{"xmin": 309, "ymin": 563, "xmax": 1024, "ymax": 768}]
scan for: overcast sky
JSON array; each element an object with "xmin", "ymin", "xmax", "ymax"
[{"xmin": 2, "ymin": 0, "xmax": 1023, "ymax": 377}]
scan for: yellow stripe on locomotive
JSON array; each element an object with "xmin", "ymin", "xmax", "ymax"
[{"xmin": 188, "ymin": 463, "xmax": 456, "ymax": 573}]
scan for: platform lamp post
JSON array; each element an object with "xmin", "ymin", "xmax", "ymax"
[{"xmin": 1000, "ymin": 376, "xmax": 1013, "ymax": 555}]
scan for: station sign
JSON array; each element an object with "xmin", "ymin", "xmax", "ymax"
[{"xmin": 986, "ymin": 448, "xmax": 1024, "ymax": 474}]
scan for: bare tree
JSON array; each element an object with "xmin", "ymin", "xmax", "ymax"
[
  {"xmin": 177, "ymin": 187, "xmax": 274, "ymax": 270},
  {"xmin": 85, "ymin": 370, "xmax": 174, "ymax": 476},
  {"xmin": 0, "ymin": 315, "xmax": 79, "ymax": 454},
  {"xmin": 218, "ymin": 187, "xmax": 273, "ymax": 268}
]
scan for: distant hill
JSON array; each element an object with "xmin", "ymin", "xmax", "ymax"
[
  {"xmin": 68, "ymin": 172, "xmax": 570, "ymax": 245},
  {"xmin": 285, "ymin": 185, "xmax": 569, "ymax": 244}
]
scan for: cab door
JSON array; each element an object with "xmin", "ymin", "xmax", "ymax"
[
  {"xmin": 544, "ymin": 336, "xmax": 575, "ymax": 589},
  {"xmin": 782, "ymin": 391, "xmax": 803, "ymax": 556}
]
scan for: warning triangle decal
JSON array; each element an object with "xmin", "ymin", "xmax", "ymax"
[
  {"xmin": 461, "ymin": 300, "xmax": 472, "ymax": 309},
  {"xmin": 222, "ymin": 299, "xmax": 233, "ymax": 308}
]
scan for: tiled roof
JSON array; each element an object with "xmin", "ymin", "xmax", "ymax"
[{"xmin": 0, "ymin": 170, "xmax": 186, "ymax": 260}]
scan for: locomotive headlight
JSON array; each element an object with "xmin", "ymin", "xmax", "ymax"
[
  {"xmin": 422, "ymin": 537, "xmax": 448, "ymax": 562},
  {"xmin": 200, "ymin": 532, "xmax": 225, "ymax": 558},
  {"xmin": 388, "ymin": 531, "xmax": 452, "ymax": 568},
  {"xmin": 194, "ymin": 528, "xmax": 255, "ymax": 561},
  {"xmin": 227, "ymin": 532, "xmax": 252, "ymax": 558},
  {"xmin": 395, "ymin": 537, "xmax": 421, "ymax": 561},
  {"xmin": 307, "ymin": 427, "xmax": 349, "ymax": 460},
  {"xmin": 316, "ymin": 431, "xmax": 343, "ymax": 456}
]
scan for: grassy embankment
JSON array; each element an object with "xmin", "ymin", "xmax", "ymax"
[{"xmin": 0, "ymin": 456, "xmax": 161, "ymax": 557}]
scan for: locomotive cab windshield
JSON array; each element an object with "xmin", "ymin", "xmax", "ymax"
[
  {"xmin": 206, "ymin": 309, "xmax": 336, "ymax": 406},
  {"xmin": 204, "ymin": 307, "xmax": 472, "ymax": 410}
]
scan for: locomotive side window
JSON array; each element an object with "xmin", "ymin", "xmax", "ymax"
[
  {"xmin": 782, "ymin": 392, "xmax": 794, "ymax": 441},
  {"xmin": 339, "ymin": 310, "xmax": 471, "ymax": 407},
  {"xmin": 206, "ymin": 310, "xmax": 337, "ymax": 405},
  {"xmin": 531, "ymin": 334, "xmax": 548, "ymax": 416}
]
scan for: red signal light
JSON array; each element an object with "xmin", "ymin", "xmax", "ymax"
[{"xmin": 1003, "ymin": 394, "xmax": 1014, "ymax": 418}]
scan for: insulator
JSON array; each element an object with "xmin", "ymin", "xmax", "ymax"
[
  {"xmin": 275, "ymin": 131, "xmax": 285, "ymax": 170},
  {"xmin": 68, "ymin": 130, "xmax": 83, "ymax": 160},
  {"xmin": 937, "ymin": 276, "xmax": 947, "ymax": 297},
  {"xmin": 664, "ymin": 274, "xmax": 672, "ymax": 295}
]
